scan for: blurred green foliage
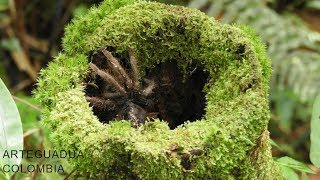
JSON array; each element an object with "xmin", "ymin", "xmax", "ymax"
[
  {"xmin": 0, "ymin": 61, "xmax": 8, "ymax": 84},
  {"xmin": 1, "ymin": 0, "xmax": 320, "ymax": 178},
  {"xmin": 0, "ymin": 0, "xmax": 8, "ymax": 11},
  {"xmin": 72, "ymin": 4, "xmax": 89, "ymax": 18},
  {"xmin": 189, "ymin": 0, "xmax": 320, "ymax": 102},
  {"xmin": 306, "ymin": 0, "xmax": 320, "ymax": 9},
  {"xmin": 310, "ymin": 94, "xmax": 320, "ymax": 167}
]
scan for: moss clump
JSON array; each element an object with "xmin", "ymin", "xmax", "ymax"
[{"xmin": 34, "ymin": 0, "xmax": 282, "ymax": 179}]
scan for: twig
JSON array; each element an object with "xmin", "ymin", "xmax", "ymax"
[
  {"xmin": 7, "ymin": 0, "xmax": 39, "ymax": 81},
  {"xmin": 64, "ymin": 169, "xmax": 76, "ymax": 180},
  {"xmin": 12, "ymin": 95, "xmax": 43, "ymax": 113},
  {"xmin": 12, "ymin": 79, "xmax": 33, "ymax": 93},
  {"xmin": 23, "ymin": 128, "xmax": 40, "ymax": 139}
]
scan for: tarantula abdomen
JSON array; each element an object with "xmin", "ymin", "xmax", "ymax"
[{"xmin": 116, "ymin": 102, "xmax": 147, "ymax": 127}]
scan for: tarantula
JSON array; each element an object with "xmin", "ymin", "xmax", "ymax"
[{"xmin": 85, "ymin": 48, "xmax": 157, "ymax": 127}]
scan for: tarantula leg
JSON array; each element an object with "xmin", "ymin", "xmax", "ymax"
[
  {"xmin": 129, "ymin": 48, "xmax": 140, "ymax": 89},
  {"xmin": 146, "ymin": 112, "xmax": 159, "ymax": 119},
  {"xmin": 89, "ymin": 63, "xmax": 127, "ymax": 95},
  {"xmin": 101, "ymin": 49, "xmax": 133, "ymax": 89},
  {"xmin": 142, "ymin": 79, "xmax": 156, "ymax": 96},
  {"xmin": 85, "ymin": 96, "xmax": 116, "ymax": 110},
  {"xmin": 102, "ymin": 92, "xmax": 122, "ymax": 99},
  {"xmin": 82, "ymin": 82, "xmax": 99, "ymax": 89}
]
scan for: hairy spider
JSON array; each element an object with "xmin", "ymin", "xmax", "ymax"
[{"xmin": 85, "ymin": 48, "xmax": 157, "ymax": 127}]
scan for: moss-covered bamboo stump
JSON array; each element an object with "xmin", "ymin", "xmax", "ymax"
[{"xmin": 35, "ymin": 0, "xmax": 283, "ymax": 179}]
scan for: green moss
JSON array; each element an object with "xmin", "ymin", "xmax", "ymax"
[{"xmin": 34, "ymin": 0, "xmax": 282, "ymax": 179}]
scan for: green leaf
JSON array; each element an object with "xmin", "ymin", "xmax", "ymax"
[
  {"xmin": 275, "ymin": 89, "xmax": 296, "ymax": 133},
  {"xmin": 269, "ymin": 139, "xmax": 280, "ymax": 149},
  {"xmin": 0, "ymin": 161, "xmax": 9, "ymax": 180},
  {"xmin": 310, "ymin": 94, "xmax": 320, "ymax": 168},
  {"xmin": 0, "ymin": 171, "xmax": 8, "ymax": 180},
  {"xmin": 0, "ymin": 78, "xmax": 23, "ymax": 178},
  {"xmin": 306, "ymin": 0, "xmax": 320, "ymax": 9},
  {"xmin": 72, "ymin": 4, "xmax": 89, "ymax": 18},
  {"xmin": 301, "ymin": 172, "xmax": 308, "ymax": 180},
  {"xmin": 0, "ymin": 38, "xmax": 21, "ymax": 52},
  {"xmin": 277, "ymin": 156, "xmax": 315, "ymax": 174},
  {"xmin": 0, "ymin": 0, "xmax": 8, "ymax": 11},
  {"xmin": 279, "ymin": 165, "xmax": 299, "ymax": 180},
  {"xmin": 15, "ymin": 94, "xmax": 40, "ymax": 130}
]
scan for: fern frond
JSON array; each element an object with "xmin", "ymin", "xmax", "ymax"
[{"xmin": 189, "ymin": 0, "xmax": 320, "ymax": 102}]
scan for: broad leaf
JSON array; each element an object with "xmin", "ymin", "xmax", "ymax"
[
  {"xmin": 279, "ymin": 166, "xmax": 299, "ymax": 180},
  {"xmin": 269, "ymin": 139, "xmax": 280, "ymax": 149},
  {"xmin": 274, "ymin": 88, "xmax": 296, "ymax": 133},
  {"xmin": 0, "ymin": 171, "xmax": 8, "ymax": 180},
  {"xmin": 0, "ymin": 161, "xmax": 8, "ymax": 180},
  {"xmin": 310, "ymin": 94, "xmax": 320, "ymax": 167},
  {"xmin": 301, "ymin": 172, "xmax": 308, "ymax": 180},
  {"xmin": 0, "ymin": 78, "xmax": 23, "ymax": 178},
  {"xmin": 306, "ymin": 0, "xmax": 320, "ymax": 9},
  {"xmin": 277, "ymin": 156, "xmax": 315, "ymax": 174}
]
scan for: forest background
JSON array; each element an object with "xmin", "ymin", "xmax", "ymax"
[{"xmin": 0, "ymin": 0, "xmax": 320, "ymax": 179}]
